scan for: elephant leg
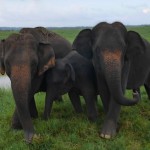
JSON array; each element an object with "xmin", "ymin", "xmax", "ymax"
[
  {"xmin": 11, "ymin": 108, "xmax": 22, "ymax": 129},
  {"xmin": 68, "ymin": 89, "xmax": 83, "ymax": 113},
  {"xmin": 100, "ymin": 98, "xmax": 121, "ymax": 139},
  {"xmin": 43, "ymin": 91, "xmax": 54, "ymax": 120},
  {"xmin": 83, "ymin": 93, "xmax": 98, "ymax": 122},
  {"xmin": 29, "ymin": 97, "xmax": 38, "ymax": 118}
]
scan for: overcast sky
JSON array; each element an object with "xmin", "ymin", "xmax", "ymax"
[{"xmin": 0, "ymin": 0, "xmax": 150, "ymax": 27}]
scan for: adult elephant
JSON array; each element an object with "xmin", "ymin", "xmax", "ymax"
[
  {"xmin": 72, "ymin": 22, "xmax": 147, "ymax": 139},
  {"xmin": 72, "ymin": 29, "xmax": 150, "ymax": 99},
  {"xmin": 0, "ymin": 27, "xmax": 72, "ymax": 143}
]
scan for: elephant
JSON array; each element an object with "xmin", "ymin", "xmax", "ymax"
[
  {"xmin": 39, "ymin": 51, "xmax": 98, "ymax": 122},
  {"xmin": 73, "ymin": 29, "xmax": 150, "ymax": 101},
  {"xmin": 0, "ymin": 33, "xmax": 55, "ymax": 143},
  {"xmin": 72, "ymin": 22, "xmax": 148, "ymax": 139},
  {"xmin": 0, "ymin": 27, "xmax": 72, "ymax": 143},
  {"xmin": 128, "ymin": 39, "xmax": 150, "ymax": 99}
]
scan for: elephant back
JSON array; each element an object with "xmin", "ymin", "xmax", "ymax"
[{"xmin": 20, "ymin": 27, "xmax": 72, "ymax": 58}]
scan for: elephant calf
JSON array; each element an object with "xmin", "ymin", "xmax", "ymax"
[{"xmin": 41, "ymin": 51, "xmax": 98, "ymax": 121}]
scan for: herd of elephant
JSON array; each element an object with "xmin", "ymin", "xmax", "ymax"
[{"xmin": 0, "ymin": 21, "xmax": 150, "ymax": 143}]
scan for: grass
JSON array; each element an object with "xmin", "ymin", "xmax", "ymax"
[
  {"xmin": 0, "ymin": 26, "xmax": 150, "ymax": 149},
  {"xmin": 0, "ymin": 89, "xmax": 149, "ymax": 150},
  {"xmin": 127, "ymin": 26, "xmax": 150, "ymax": 41}
]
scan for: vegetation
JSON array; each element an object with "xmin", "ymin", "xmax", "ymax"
[{"xmin": 0, "ymin": 26, "xmax": 150, "ymax": 150}]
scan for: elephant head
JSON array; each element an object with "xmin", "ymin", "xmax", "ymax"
[
  {"xmin": 50, "ymin": 60, "xmax": 75, "ymax": 85},
  {"xmin": 0, "ymin": 33, "xmax": 55, "ymax": 143},
  {"xmin": 73, "ymin": 22, "xmax": 145, "ymax": 106}
]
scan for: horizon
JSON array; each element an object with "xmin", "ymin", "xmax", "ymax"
[{"xmin": 0, "ymin": 24, "xmax": 150, "ymax": 29}]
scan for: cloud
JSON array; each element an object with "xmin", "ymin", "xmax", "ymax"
[{"xmin": 143, "ymin": 8, "xmax": 150, "ymax": 14}]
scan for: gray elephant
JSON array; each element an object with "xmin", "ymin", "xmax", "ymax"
[
  {"xmin": 128, "ymin": 37, "xmax": 150, "ymax": 98},
  {"xmin": 72, "ymin": 22, "xmax": 150, "ymax": 139},
  {"xmin": 0, "ymin": 27, "xmax": 72, "ymax": 143},
  {"xmin": 39, "ymin": 51, "xmax": 98, "ymax": 122}
]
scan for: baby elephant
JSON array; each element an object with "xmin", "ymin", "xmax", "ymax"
[{"xmin": 42, "ymin": 51, "xmax": 98, "ymax": 121}]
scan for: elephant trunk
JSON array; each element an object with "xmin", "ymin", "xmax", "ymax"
[
  {"xmin": 102, "ymin": 50, "xmax": 139, "ymax": 106},
  {"xmin": 10, "ymin": 64, "xmax": 34, "ymax": 143}
]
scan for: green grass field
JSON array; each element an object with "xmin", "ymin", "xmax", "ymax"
[{"xmin": 0, "ymin": 26, "xmax": 150, "ymax": 150}]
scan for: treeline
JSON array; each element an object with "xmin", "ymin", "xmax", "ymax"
[{"xmin": 0, "ymin": 25, "xmax": 150, "ymax": 31}]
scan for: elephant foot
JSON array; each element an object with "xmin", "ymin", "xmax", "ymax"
[
  {"xmin": 25, "ymin": 132, "xmax": 42, "ymax": 144},
  {"xmin": 100, "ymin": 119, "xmax": 118, "ymax": 139}
]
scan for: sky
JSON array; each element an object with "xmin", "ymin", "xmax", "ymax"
[{"xmin": 0, "ymin": 0, "xmax": 150, "ymax": 27}]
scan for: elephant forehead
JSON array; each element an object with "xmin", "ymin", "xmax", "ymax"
[{"xmin": 102, "ymin": 49, "xmax": 121, "ymax": 62}]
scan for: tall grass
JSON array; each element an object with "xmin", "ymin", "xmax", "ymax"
[{"xmin": 0, "ymin": 26, "xmax": 150, "ymax": 149}]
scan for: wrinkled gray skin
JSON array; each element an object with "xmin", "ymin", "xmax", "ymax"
[
  {"xmin": 40, "ymin": 51, "xmax": 98, "ymax": 122},
  {"xmin": 73, "ymin": 22, "xmax": 147, "ymax": 139},
  {"xmin": 0, "ymin": 27, "xmax": 72, "ymax": 143}
]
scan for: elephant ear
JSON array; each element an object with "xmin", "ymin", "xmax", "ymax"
[
  {"xmin": 126, "ymin": 31, "xmax": 146, "ymax": 59},
  {"xmin": 0, "ymin": 39, "xmax": 5, "ymax": 75},
  {"xmin": 38, "ymin": 43, "xmax": 55, "ymax": 75},
  {"xmin": 64, "ymin": 63, "xmax": 75, "ymax": 83},
  {"xmin": 72, "ymin": 29, "xmax": 93, "ymax": 59}
]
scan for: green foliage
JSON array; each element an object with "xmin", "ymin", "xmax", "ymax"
[{"xmin": 0, "ymin": 26, "xmax": 150, "ymax": 149}]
